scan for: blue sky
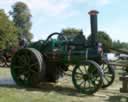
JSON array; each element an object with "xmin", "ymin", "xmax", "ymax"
[{"xmin": 0, "ymin": 0, "xmax": 128, "ymax": 42}]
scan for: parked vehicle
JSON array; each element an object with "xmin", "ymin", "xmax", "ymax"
[{"xmin": 119, "ymin": 54, "xmax": 128, "ymax": 60}]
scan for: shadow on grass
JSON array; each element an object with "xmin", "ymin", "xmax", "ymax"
[
  {"xmin": 106, "ymin": 95, "xmax": 128, "ymax": 102},
  {"xmin": 0, "ymin": 78, "xmax": 88, "ymax": 97},
  {"xmin": 27, "ymin": 83, "xmax": 85, "ymax": 97}
]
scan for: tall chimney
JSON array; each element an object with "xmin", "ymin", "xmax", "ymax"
[{"xmin": 88, "ymin": 10, "xmax": 99, "ymax": 47}]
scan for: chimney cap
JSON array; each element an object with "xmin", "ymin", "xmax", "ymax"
[{"xmin": 88, "ymin": 10, "xmax": 99, "ymax": 15}]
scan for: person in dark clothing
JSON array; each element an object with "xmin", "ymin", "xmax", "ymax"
[{"xmin": 19, "ymin": 38, "xmax": 28, "ymax": 48}]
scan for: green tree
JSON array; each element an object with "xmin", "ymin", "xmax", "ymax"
[
  {"xmin": 112, "ymin": 40, "xmax": 128, "ymax": 50},
  {"xmin": 61, "ymin": 28, "xmax": 85, "ymax": 40},
  {"xmin": 0, "ymin": 9, "xmax": 18, "ymax": 49},
  {"xmin": 87, "ymin": 31, "xmax": 112, "ymax": 48},
  {"xmin": 61, "ymin": 28, "xmax": 86, "ymax": 44},
  {"xmin": 112, "ymin": 40, "xmax": 121, "ymax": 49},
  {"xmin": 10, "ymin": 1, "xmax": 32, "ymax": 41}
]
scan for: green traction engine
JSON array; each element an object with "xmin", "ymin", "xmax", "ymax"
[{"xmin": 11, "ymin": 10, "xmax": 115, "ymax": 95}]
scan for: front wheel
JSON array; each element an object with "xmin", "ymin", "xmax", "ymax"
[
  {"xmin": 72, "ymin": 60, "xmax": 103, "ymax": 95},
  {"xmin": 101, "ymin": 62, "xmax": 115, "ymax": 88}
]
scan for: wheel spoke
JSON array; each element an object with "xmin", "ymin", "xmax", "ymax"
[
  {"xmin": 25, "ymin": 55, "xmax": 32, "ymax": 65},
  {"xmin": 78, "ymin": 67, "xmax": 84, "ymax": 74},
  {"xmin": 92, "ymin": 76, "xmax": 101, "ymax": 85},
  {"xmin": 79, "ymin": 81, "xmax": 85, "ymax": 87},
  {"xmin": 88, "ymin": 80, "xmax": 92, "ymax": 88},
  {"xmin": 75, "ymin": 71, "xmax": 83, "ymax": 75},
  {"xmin": 84, "ymin": 65, "xmax": 88, "ymax": 73},
  {"xmin": 17, "ymin": 55, "xmax": 25, "ymax": 64},
  {"xmin": 89, "ymin": 80, "xmax": 96, "ymax": 87},
  {"xmin": 29, "ymin": 63, "xmax": 38, "ymax": 69},
  {"xmin": 25, "ymin": 72, "xmax": 32, "ymax": 80},
  {"xmin": 83, "ymin": 82, "xmax": 87, "ymax": 88},
  {"xmin": 84, "ymin": 80, "xmax": 96, "ymax": 92},
  {"xmin": 75, "ymin": 74, "xmax": 83, "ymax": 80},
  {"xmin": 13, "ymin": 65, "xmax": 24, "ymax": 69},
  {"xmin": 101, "ymin": 63, "xmax": 115, "ymax": 88},
  {"xmin": 29, "ymin": 68, "xmax": 38, "ymax": 73},
  {"xmin": 104, "ymin": 73, "xmax": 112, "ymax": 77},
  {"xmin": 16, "ymin": 69, "xmax": 28, "ymax": 75},
  {"xmin": 103, "ymin": 76, "xmax": 110, "ymax": 82},
  {"xmin": 102, "ymin": 66, "xmax": 108, "ymax": 72}
]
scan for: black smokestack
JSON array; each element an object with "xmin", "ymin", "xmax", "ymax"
[{"xmin": 88, "ymin": 10, "xmax": 99, "ymax": 46}]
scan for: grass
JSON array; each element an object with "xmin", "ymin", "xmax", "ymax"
[{"xmin": 0, "ymin": 67, "xmax": 128, "ymax": 102}]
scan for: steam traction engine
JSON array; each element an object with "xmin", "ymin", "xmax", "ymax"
[{"xmin": 10, "ymin": 10, "xmax": 115, "ymax": 95}]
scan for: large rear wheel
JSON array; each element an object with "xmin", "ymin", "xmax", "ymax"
[{"xmin": 11, "ymin": 48, "xmax": 45, "ymax": 87}]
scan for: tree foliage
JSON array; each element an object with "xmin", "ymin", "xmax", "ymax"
[
  {"xmin": 87, "ymin": 31, "xmax": 112, "ymax": 48},
  {"xmin": 112, "ymin": 40, "xmax": 128, "ymax": 50},
  {"xmin": 0, "ymin": 9, "xmax": 18, "ymax": 49},
  {"xmin": 61, "ymin": 28, "xmax": 85, "ymax": 40},
  {"xmin": 10, "ymin": 1, "xmax": 32, "ymax": 41},
  {"xmin": 61, "ymin": 28, "xmax": 86, "ymax": 44}
]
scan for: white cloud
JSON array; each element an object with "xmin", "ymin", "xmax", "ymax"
[
  {"xmin": 98, "ymin": 0, "xmax": 110, "ymax": 6},
  {"xmin": 0, "ymin": 0, "xmax": 110, "ymax": 16},
  {"xmin": 0, "ymin": 0, "xmax": 89, "ymax": 16},
  {"xmin": 26, "ymin": 0, "xmax": 86, "ymax": 16},
  {"xmin": 26, "ymin": 0, "xmax": 69, "ymax": 15}
]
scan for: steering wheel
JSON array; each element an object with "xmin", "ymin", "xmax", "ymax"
[{"xmin": 43, "ymin": 32, "xmax": 67, "ymax": 49}]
